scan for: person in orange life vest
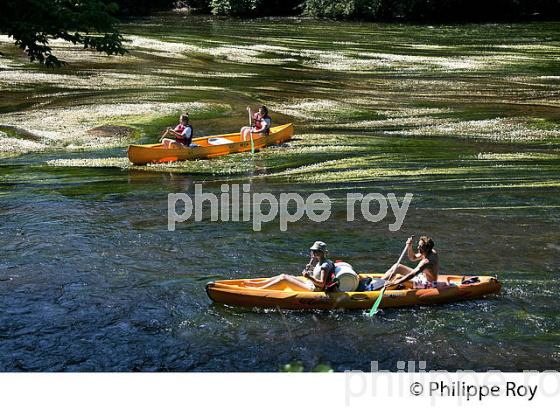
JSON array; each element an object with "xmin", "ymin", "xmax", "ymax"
[
  {"xmin": 243, "ymin": 241, "xmax": 336, "ymax": 292},
  {"xmin": 240, "ymin": 105, "xmax": 271, "ymax": 142},
  {"xmin": 161, "ymin": 113, "xmax": 194, "ymax": 149}
]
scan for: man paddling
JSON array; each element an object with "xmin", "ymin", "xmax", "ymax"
[{"xmin": 381, "ymin": 235, "xmax": 439, "ymax": 289}]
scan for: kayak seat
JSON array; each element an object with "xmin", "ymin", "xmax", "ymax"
[
  {"xmin": 461, "ymin": 276, "xmax": 480, "ymax": 285},
  {"xmin": 208, "ymin": 137, "xmax": 234, "ymax": 146}
]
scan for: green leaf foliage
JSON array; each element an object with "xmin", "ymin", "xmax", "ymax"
[
  {"xmin": 210, "ymin": 0, "xmax": 302, "ymax": 17},
  {"xmin": 0, "ymin": 0, "xmax": 127, "ymax": 67},
  {"xmin": 199, "ymin": 0, "xmax": 560, "ymax": 21}
]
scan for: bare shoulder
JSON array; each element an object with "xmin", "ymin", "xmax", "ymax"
[{"xmin": 428, "ymin": 250, "xmax": 439, "ymax": 263}]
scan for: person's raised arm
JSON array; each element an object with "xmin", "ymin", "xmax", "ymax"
[
  {"xmin": 406, "ymin": 236, "xmax": 422, "ymax": 262},
  {"xmin": 302, "ymin": 258, "xmax": 315, "ymax": 276}
]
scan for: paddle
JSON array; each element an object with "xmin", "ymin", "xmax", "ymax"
[
  {"xmin": 159, "ymin": 128, "xmax": 170, "ymax": 142},
  {"xmin": 302, "ymin": 256, "xmax": 316, "ymax": 277},
  {"xmin": 247, "ymin": 106, "xmax": 255, "ymax": 154},
  {"xmin": 368, "ymin": 236, "xmax": 413, "ymax": 316}
]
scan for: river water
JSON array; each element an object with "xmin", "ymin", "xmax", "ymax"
[{"xmin": 0, "ymin": 14, "xmax": 559, "ymax": 371}]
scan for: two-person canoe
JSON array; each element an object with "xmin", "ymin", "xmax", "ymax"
[
  {"xmin": 206, "ymin": 274, "xmax": 501, "ymax": 310},
  {"xmin": 128, "ymin": 123, "xmax": 294, "ymax": 165}
]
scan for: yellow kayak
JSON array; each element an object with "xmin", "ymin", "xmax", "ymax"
[
  {"xmin": 206, "ymin": 274, "xmax": 501, "ymax": 310},
  {"xmin": 128, "ymin": 123, "xmax": 294, "ymax": 165}
]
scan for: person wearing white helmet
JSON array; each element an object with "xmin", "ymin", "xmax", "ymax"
[{"xmin": 247, "ymin": 241, "xmax": 335, "ymax": 291}]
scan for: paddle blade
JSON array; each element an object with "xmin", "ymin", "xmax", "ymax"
[{"xmin": 369, "ymin": 287, "xmax": 386, "ymax": 316}]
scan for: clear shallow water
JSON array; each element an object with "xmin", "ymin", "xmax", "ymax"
[
  {"xmin": 1, "ymin": 149, "xmax": 559, "ymax": 371},
  {"xmin": 1, "ymin": 15, "xmax": 560, "ymax": 371}
]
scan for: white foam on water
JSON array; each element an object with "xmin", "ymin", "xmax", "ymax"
[
  {"xmin": 127, "ymin": 35, "xmax": 202, "ymax": 57},
  {"xmin": 358, "ymin": 52, "xmax": 484, "ymax": 71},
  {"xmin": 494, "ymin": 44, "xmax": 560, "ymax": 51},
  {"xmin": 211, "ymin": 46, "xmax": 296, "ymax": 65},
  {"xmin": 126, "ymin": 35, "xmax": 297, "ymax": 65},
  {"xmin": 308, "ymin": 116, "xmax": 451, "ymax": 130},
  {"xmin": 271, "ymin": 99, "xmax": 356, "ymax": 121},
  {"xmin": 385, "ymin": 118, "xmax": 560, "ymax": 142},
  {"xmin": 251, "ymin": 44, "xmax": 294, "ymax": 53},
  {"xmin": 0, "ymin": 132, "xmax": 47, "ymax": 153},
  {"xmin": 376, "ymin": 107, "xmax": 453, "ymax": 118},
  {"xmin": 536, "ymin": 76, "xmax": 560, "ymax": 80},
  {"xmin": 0, "ymin": 54, "xmax": 23, "ymax": 70},
  {"xmin": 407, "ymin": 44, "xmax": 455, "ymax": 50},
  {"xmin": 475, "ymin": 152, "xmax": 560, "ymax": 161},
  {"xmin": 0, "ymin": 101, "xmax": 230, "ymax": 152},
  {"xmin": 45, "ymin": 157, "xmax": 130, "ymax": 168},
  {"xmin": 0, "ymin": 69, "xmax": 175, "ymax": 91},
  {"xmin": 304, "ymin": 50, "xmax": 393, "ymax": 71},
  {"xmin": 299, "ymin": 47, "xmax": 539, "ymax": 73},
  {"xmin": 153, "ymin": 69, "xmax": 257, "ymax": 78}
]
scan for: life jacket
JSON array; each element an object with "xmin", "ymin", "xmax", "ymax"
[
  {"xmin": 324, "ymin": 272, "xmax": 338, "ymax": 292},
  {"xmin": 317, "ymin": 259, "xmax": 337, "ymax": 292},
  {"xmin": 253, "ymin": 113, "xmax": 271, "ymax": 135},
  {"xmin": 174, "ymin": 123, "xmax": 193, "ymax": 145}
]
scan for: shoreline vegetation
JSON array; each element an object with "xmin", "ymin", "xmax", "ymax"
[
  {"xmin": 197, "ymin": 0, "xmax": 560, "ymax": 22},
  {"xmin": 123, "ymin": 0, "xmax": 560, "ymax": 22}
]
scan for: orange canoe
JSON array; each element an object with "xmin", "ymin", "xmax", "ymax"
[
  {"xmin": 206, "ymin": 274, "xmax": 501, "ymax": 310},
  {"xmin": 128, "ymin": 123, "xmax": 294, "ymax": 165}
]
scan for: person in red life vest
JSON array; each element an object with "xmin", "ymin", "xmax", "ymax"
[
  {"xmin": 243, "ymin": 241, "xmax": 336, "ymax": 292},
  {"xmin": 161, "ymin": 113, "xmax": 194, "ymax": 149},
  {"xmin": 240, "ymin": 105, "xmax": 271, "ymax": 142}
]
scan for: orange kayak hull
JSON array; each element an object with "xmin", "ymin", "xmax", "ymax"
[{"xmin": 206, "ymin": 274, "xmax": 502, "ymax": 310}]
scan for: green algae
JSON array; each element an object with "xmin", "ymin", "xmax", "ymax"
[{"xmin": 2, "ymin": 15, "xmax": 560, "ymax": 189}]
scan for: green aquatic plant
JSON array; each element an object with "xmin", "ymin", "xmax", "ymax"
[
  {"xmin": 271, "ymin": 99, "xmax": 372, "ymax": 122},
  {"xmin": 45, "ymin": 157, "xmax": 130, "ymax": 169},
  {"xmin": 280, "ymin": 361, "xmax": 305, "ymax": 372},
  {"xmin": 279, "ymin": 361, "xmax": 334, "ymax": 372},
  {"xmin": 312, "ymin": 363, "xmax": 334, "ymax": 372},
  {"xmin": 387, "ymin": 117, "xmax": 560, "ymax": 144},
  {"xmin": 475, "ymin": 152, "xmax": 560, "ymax": 161},
  {"xmin": 0, "ymin": 102, "xmax": 231, "ymax": 155},
  {"xmin": 2, "ymin": 16, "xmax": 560, "ymax": 190}
]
